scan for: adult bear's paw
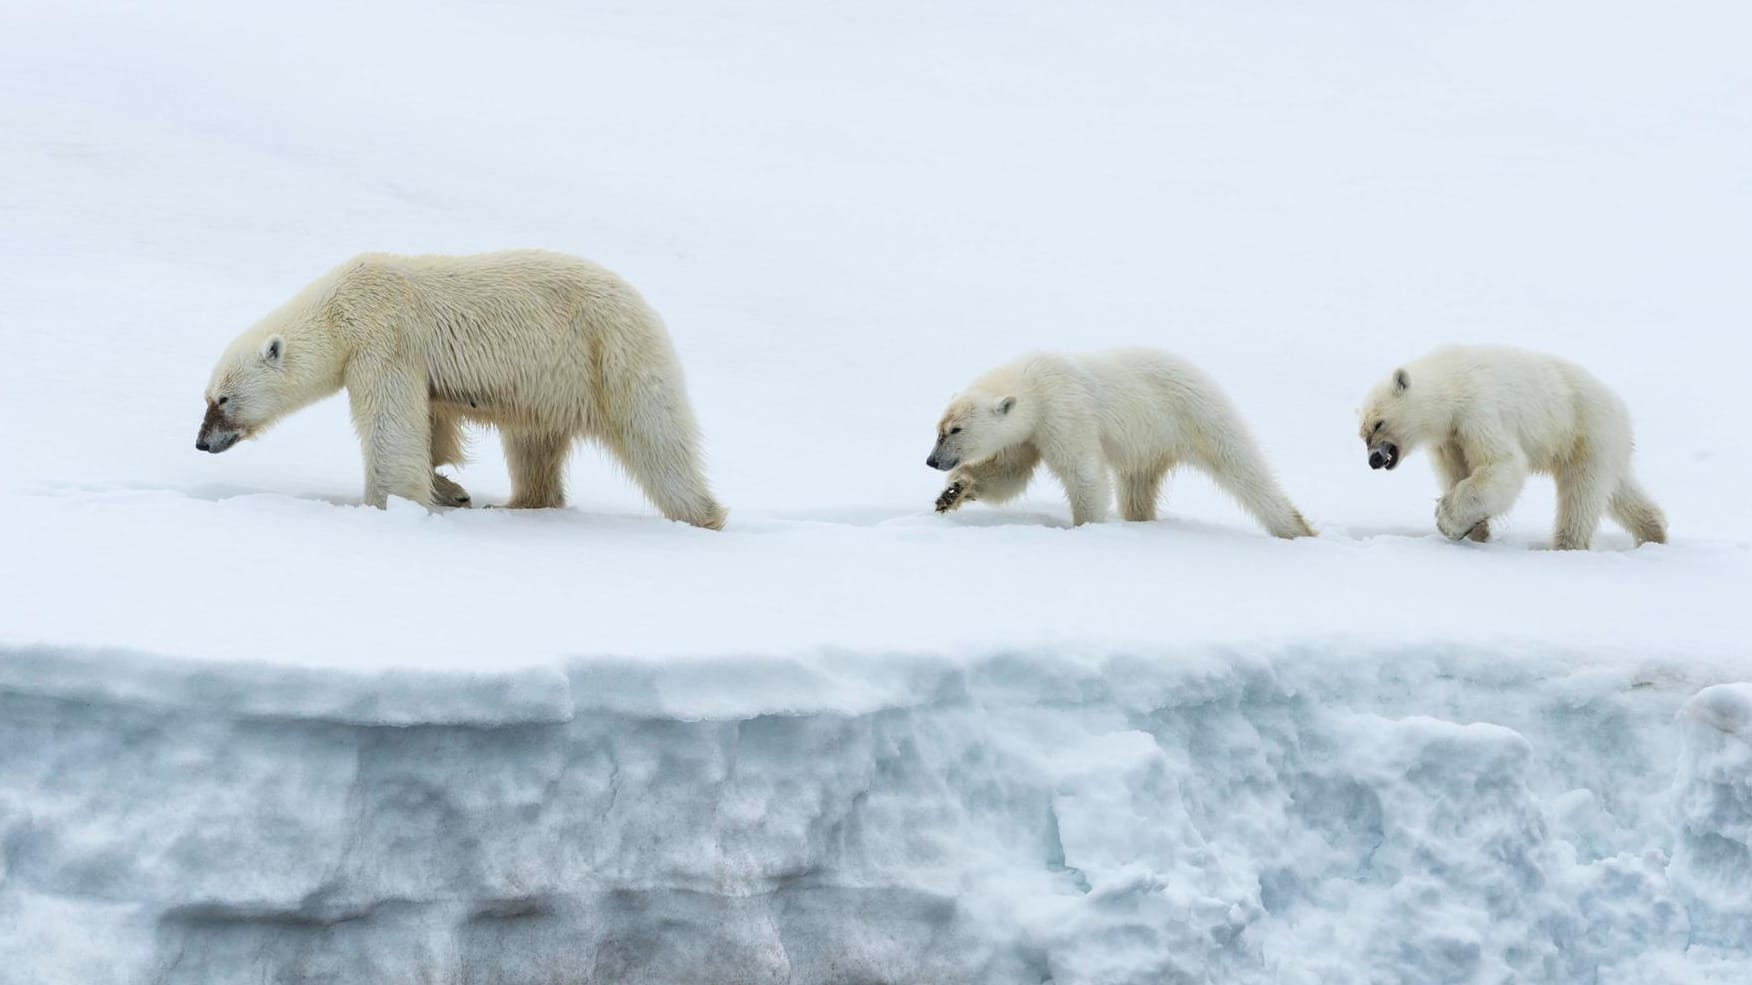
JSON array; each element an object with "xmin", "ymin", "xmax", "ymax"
[{"xmin": 433, "ymin": 472, "xmax": 472, "ymax": 508}]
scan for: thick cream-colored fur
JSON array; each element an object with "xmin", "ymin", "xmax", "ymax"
[
  {"xmin": 199, "ymin": 250, "xmax": 726, "ymax": 528},
  {"xmin": 1357, "ymin": 344, "xmax": 1665, "ymax": 550},
  {"xmin": 928, "ymin": 349, "xmax": 1315, "ymax": 537}
]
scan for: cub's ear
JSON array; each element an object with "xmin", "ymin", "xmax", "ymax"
[
  {"xmin": 995, "ymin": 395, "xmax": 1016, "ymax": 415},
  {"xmin": 1393, "ymin": 368, "xmax": 1410, "ymax": 393},
  {"xmin": 262, "ymin": 336, "xmax": 284, "ymax": 366}
]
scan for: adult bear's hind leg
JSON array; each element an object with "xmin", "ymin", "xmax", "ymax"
[
  {"xmin": 430, "ymin": 409, "xmax": 471, "ymax": 507},
  {"xmin": 504, "ymin": 430, "xmax": 570, "ymax": 509},
  {"xmin": 431, "ymin": 473, "xmax": 471, "ymax": 508},
  {"xmin": 605, "ymin": 388, "xmax": 727, "ymax": 530}
]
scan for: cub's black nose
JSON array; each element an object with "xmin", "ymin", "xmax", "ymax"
[
  {"xmin": 196, "ymin": 439, "xmax": 210, "ymax": 452},
  {"xmin": 926, "ymin": 455, "xmax": 939, "ymax": 469},
  {"xmin": 1369, "ymin": 450, "xmax": 1385, "ymax": 470}
]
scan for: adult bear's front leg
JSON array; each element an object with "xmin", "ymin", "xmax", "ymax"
[{"xmin": 347, "ymin": 362, "xmax": 435, "ymax": 509}]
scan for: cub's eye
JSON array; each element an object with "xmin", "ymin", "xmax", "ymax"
[
  {"xmin": 1370, "ymin": 420, "xmax": 1382, "ymax": 434},
  {"xmin": 217, "ymin": 396, "xmax": 229, "ymax": 406},
  {"xmin": 949, "ymin": 427, "xmax": 962, "ymax": 435}
]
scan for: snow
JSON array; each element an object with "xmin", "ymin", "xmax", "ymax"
[
  {"xmin": 1671, "ymin": 684, "xmax": 1752, "ymax": 924},
  {"xmin": 2, "ymin": 0, "xmax": 1750, "ymax": 982},
  {"xmin": 5, "ymin": 647, "xmax": 1750, "ymax": 984}
]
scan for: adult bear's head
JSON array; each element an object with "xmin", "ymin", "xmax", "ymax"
[
  {"xmin": 197, "ymin": 320, "xmax": 342, "ymax": 454},
  {"xmin": 197, "ymin": 334, "xmax": 290, "ymax": 453},
  {"xmin": 197, "ymin": 267, "xmax": 363, "ymax": 455}
]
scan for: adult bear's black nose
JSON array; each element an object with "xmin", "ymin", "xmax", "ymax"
[
  {"xmin": 926, "ymin": 455, "xmax": 940, "ymax": 469},
  {"xmin": 1369, "ymin": 450, "xmax": 1385, "ymax": 469},
  {"xmin": 196, "ymin": 439, "xmax": 210, "ymax": 452}
]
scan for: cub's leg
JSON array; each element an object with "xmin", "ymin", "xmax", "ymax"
[
  {"xmin": 1553, "ymin": 460, "xmax": 1613, "ymax": 551},
  {"xmin": 937, "ymin": 444, "xmax": 1041, "ymax": 513},
  {"xmin": 1431, "ymin": 441, "xmax": 1488, "ymax": 542},
  {"xmin": 1118, "ymin": 464, "xmax": 1169, "ymax": 522},
  {"xmin": 1609, "ymin": 477, "xmax": 1667, "ymax": 546},
  {"xmin": 1041, "ymin": 450, "xmax": 1111, "ymax": 526},
  {"xmin": 1437, "ymin": 451, "xmax": 1526, "ymax": 542},
  {"xmin": 1193, "ymin": 443, "xmax": 1314, "ymax": 539}
]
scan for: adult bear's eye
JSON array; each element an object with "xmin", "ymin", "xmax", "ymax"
[
  {"xmin": 1371, "ymin": 420, "xmax": 1382, "ymax": 434},
  {"xmin": 949, "ymin": 427, "xmax": 961, "ymax": 434},
  {"xmin": 217, "ymin": 396, "xmax": 229, "ymax": 406}
]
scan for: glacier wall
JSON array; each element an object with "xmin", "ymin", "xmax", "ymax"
[{"xmin": 1, "ymin": 646, "xmax": 1748, "ymax": 985}]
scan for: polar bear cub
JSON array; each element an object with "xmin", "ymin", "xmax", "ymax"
[
  {"xmin": 928, "ymin": 349, "xmax": 1314, "ymax": 537},
  {"xmin": 1358, "ymin": 344, "xmax": 1665, "ymax": 549},
  {"xmin": 197, "ymin": 250, "xmax": 726, "ymax": 528}
]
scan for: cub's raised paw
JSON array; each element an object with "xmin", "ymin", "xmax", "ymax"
[
  {"xmin": 432, "ymin": 473, "xmax": 472, "ymax": 508},
  {"xmin": 1435, "ymin": 495, "xmax": 1479, "ymax": 541},
  {"xmin": 935, "ymin": 481, "xmax": 969, "ymax": 513}
]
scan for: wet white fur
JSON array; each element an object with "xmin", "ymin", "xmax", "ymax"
[
  {"xmin": 933, "ymin": 349, "xmax": 1314, "ymax": 536},
  {"xmin": 203, "ymin": 250, "xmax": 726, "ymax": 528},
  {"xmin": 1358, "ymin": 344, "xmax": 1665, "ymax": 549}
]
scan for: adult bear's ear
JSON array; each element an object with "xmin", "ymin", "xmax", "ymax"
[
  {"xmin": 995, "ymin": 395, "xmax": 1016, "ymax": 415},
  {"xmin": 1394, "ymin": 368, "xmax": 1409, "ymax": 393},
  {"xmin": 262, "ymin": 336, "xmax": 284, "ymax": 367}
]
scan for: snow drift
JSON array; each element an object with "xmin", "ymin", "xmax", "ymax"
[{"xmin": 3, "ymin": 646, "xmax": 1749, "ymax": 984}]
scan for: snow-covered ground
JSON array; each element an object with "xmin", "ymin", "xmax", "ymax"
[{"xmin": 2, "ymin": 1, "xmax": 1750, "ymax": 982}]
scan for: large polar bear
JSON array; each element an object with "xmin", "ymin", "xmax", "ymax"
[
  {"xmin": 927, "ymin": 349, "xmax": 1315, "ymax": 537},
  {"xmin": 1358, "ymin": 344, "xmax": 1665, "ymax": 549},
  {"xmin": 197, "ymin": 250, "xmax": 727, "ymax": 529}
]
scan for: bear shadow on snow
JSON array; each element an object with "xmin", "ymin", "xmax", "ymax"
[{"xmin": 934, "ymin": 508, "xmax": 1074, "ymax": 530}]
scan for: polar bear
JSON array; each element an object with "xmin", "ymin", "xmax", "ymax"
[
  {"xmin": 927, "ymin": 349, "xmax": 1314, "ymax": 537},
  {"xmin": 1358, "ymin": 344, "xmax": 1665, "ymax": 549},
  {"xmin": 197, "ymin": 250, "xmax": 727, "ymax": 529}
]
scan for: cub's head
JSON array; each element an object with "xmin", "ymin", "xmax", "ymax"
[
  {"xmin": 197, "ymin": 334, "xmax": 289, "ymax": 454},
  {"xmin": 1357, "ymin": 367, "xmax": 1421, "ymax": 471},
  {"xmin": 925, "ymin": 392, "xmax": 1023, "ymax": 471}
]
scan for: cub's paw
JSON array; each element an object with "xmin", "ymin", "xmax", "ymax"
[
  {"xmin": 432, "ymin": 473, "xmax": 472, "ymax": 508},
  {"xmin": 935, "ymin": 481, "xmax": 971, "ymax": 513},
  {"xmin": 1435, "ymin": 495, "xmax": 1481, "ymax": 541}
]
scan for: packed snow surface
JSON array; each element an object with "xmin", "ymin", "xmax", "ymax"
[{"xmin": 2, "ymin": 0, "xmax": 1750, "ymax": 982}]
